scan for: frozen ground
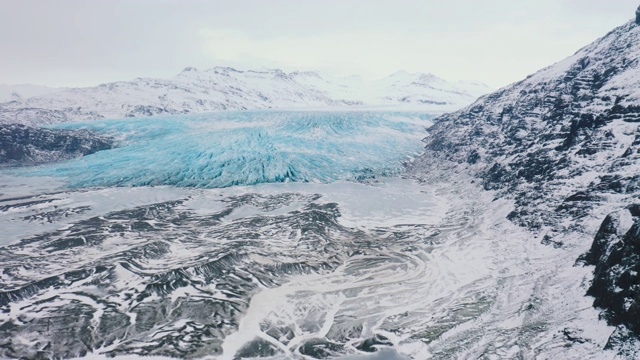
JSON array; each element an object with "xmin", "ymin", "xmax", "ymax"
[{"xmin": 0, "ymin": 174, "xmax": 618, "ymax": 359}]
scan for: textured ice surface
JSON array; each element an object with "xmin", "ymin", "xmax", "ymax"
[{"xmin": 13, "ymin": 111, "xmax": 434, "ymax": 188}]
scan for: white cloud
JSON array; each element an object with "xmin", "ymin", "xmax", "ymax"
[
  {"xmin": 0, "ymin": 0, "xmax": 637, "ymax": 87},
  {"xmin": 198, "ymin": 15, "xmax": 626, "ymax": 87}
]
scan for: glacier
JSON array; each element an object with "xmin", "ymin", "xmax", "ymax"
[{"xmin": 14, "ymin": 111, "xmax": 434, "ymax": 188}]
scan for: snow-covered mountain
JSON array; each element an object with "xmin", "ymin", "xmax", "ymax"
[
  {"xmin": 411, "ymin": 15, "xmax": 640, "ymax": 355},
  {"xmin": 366, "ymin": 70, "xmax": 491, "ymax": 106},
  {"xmin": 0, "ymin": 68, "xmax": 490, "ymax": 126},
  {"xmin": 0, "ymin": 84, "xmax": 62, "ymax": 103},
  {"xmin": 289, "ymin": 70, "xmax": 491, "ymax": 108}
]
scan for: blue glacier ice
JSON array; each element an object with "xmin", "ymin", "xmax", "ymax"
[{"xmin": 15, "ymin": 111, "xmax": 435, "ymax": 188}]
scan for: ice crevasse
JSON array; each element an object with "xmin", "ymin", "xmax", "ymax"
[{"xmin": 20, "ymin": 111, "xmax": 435, "ymax": 188}]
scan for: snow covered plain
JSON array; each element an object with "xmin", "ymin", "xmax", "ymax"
[{"xmin": 0, "ymin": 110, "xmax": 618, "ymax": 359}]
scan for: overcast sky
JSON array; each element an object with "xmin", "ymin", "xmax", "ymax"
[{"xmin": 0, "ymin": 0, "xmax": 638, "ymax": 88}]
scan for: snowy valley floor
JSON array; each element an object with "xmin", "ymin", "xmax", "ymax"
[{"xmin": 0, "ymin": 173, "xmax": 623, "ymax": 359}]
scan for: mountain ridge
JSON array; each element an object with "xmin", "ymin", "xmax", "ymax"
[
  {"xmin": 0, "ymin": 84, "xmax": 63, "ymax": 103},
  {"xmin": 0, "ymin": 68, "xmax": 491, "ymax": 126}
]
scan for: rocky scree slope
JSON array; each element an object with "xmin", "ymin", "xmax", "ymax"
[
  {"xmin": 410, "ymin": 19, "xmax": 640, "ymax": 350},
  {"xmin": 0, "ymin": 68, "xmax": 490, "ymax": 126}
]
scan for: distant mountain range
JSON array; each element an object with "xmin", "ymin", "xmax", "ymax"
[
  {"xmin": 0, "ymin": 68, "xmax": 491, "ymax": 125},
  {"xmin": 0, "ymin": 84, "xmax": 62, "ymax": 103}
]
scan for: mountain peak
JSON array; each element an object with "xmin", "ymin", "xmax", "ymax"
[
  {"xmin": 290, "ymin": 70, "xmax": 322, "ymax": 78},
  {"xmin": 0, "ymin": 66, "xmax": 491, "ymax": 125},
  {"xmin": 415, "ymin": 73, "xmax": 441, "ymax": 83},
  {"xmin": 181, "ymin": 66, "xmax": 198, "ymax": 73},
  {"xmin": 385, "ymin": 71, "xmax": 441, "ymax": 83},
  {"xmin": 207, "ymin": 66, "xmax": 241, "ymax": 74},
  {"xmin": 389, "ymin": 70, "xmax": 410, "ymax": 77}
]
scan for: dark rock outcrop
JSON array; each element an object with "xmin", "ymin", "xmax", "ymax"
[
  {"xmin": 0, "ymin": 124, "xmax": 113, "ymax": 165},
  {"xmin": 584, "ymin": 206, "xmax": 640, "ymax": 337}
]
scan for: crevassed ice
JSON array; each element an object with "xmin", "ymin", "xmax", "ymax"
[{"xmin": 24, "ymin": 111, "xmax": 434, "ymax": 188}]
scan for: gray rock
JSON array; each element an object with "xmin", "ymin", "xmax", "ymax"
[
  {"xmin": 0, "ymin": 124, "xmax": 113, "ymax": 165},
  {"xmin": 585, "ymin": 207, "xmax": 640, "ymax": 337}
]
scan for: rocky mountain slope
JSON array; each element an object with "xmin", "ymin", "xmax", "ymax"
[
  {"xmin": 410, "ymin": 16, "xmax": 640, "ymax": 354},
  {"xmin": 0, "ymin": 124, "xmax": 113, "ymax": 165},
  {"xmin": 0, "ymin": 68, "xmax": 490, "ymax": 126}
]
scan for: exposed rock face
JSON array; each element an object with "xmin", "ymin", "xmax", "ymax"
[
  {"xmin": 636, "ymin": 5, "xmax": 640, "ymax": 25},
  {"xmin": 0, "ymin": 124, "xmax": 114, "ymax": 165},
  {"xmin": 410, "ymin": 18, "xmax": 640, "ymax": 348},
  {"xmin": 584, "ymin": 206, "xmax": 640, "ymax": 338}
]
